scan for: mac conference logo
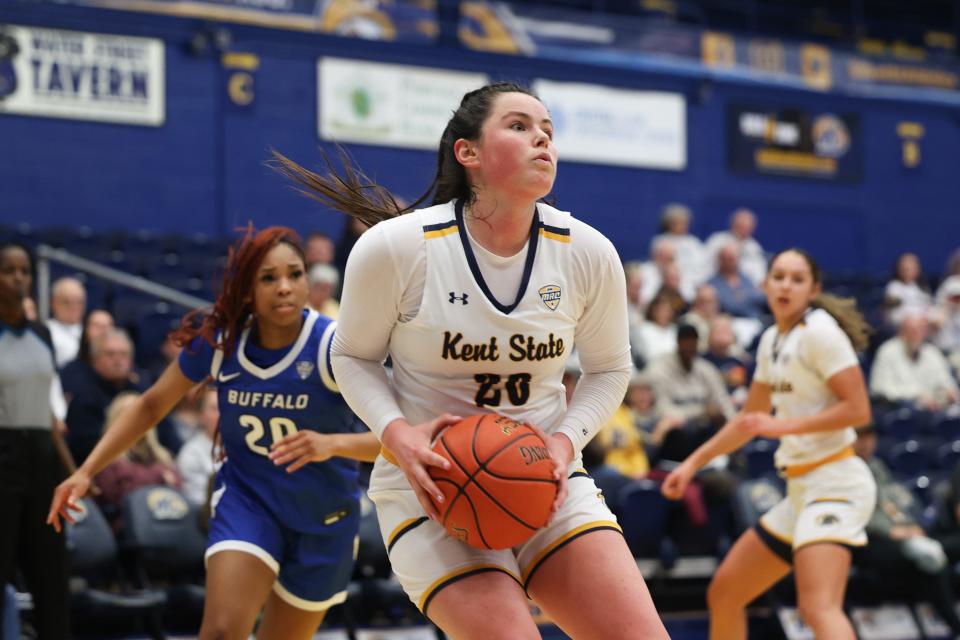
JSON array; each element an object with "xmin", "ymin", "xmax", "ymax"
[
  {"xmin": 538, "ymin": 284, "xmax": 561, "ymax": 311},
  {"xmin": 295, "ymin": 360, "xmax": 315, "ymax": 380}
]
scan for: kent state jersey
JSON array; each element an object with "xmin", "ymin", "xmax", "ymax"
[
  {"xmin": 179, "ymin": 310, "xmax": 360, "ymax": 533},
  {"xmin": 387, "ymin": 200, "xmax": 576, "ymax": 440}
]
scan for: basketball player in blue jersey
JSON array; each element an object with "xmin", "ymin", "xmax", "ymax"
[
  {"xmin": 273, "ymin": 83, "xmax": 669, "ymax": 639},
  {"xmin": 48, "ymin": 227, "xmax": 380, "ymax": 640}
]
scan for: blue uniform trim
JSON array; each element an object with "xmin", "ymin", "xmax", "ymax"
[
  {"xmin": 539, "ymin": 222, "xmax": 570, "ymax": 237},
  {"xmin": 422, "ymin": 220, "xmax": 458, "ymax": 233},
  {"xmin": 454, "ymin": 199, "xmax": 540, "ymax": 315}
]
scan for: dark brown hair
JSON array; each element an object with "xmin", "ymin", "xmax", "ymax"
[
  {"xmin": 171, "ymin": 225, "xmax": 306, "ymax": 360},
  {"xmin": 767, "ymin": 248, "xmax": 871, "ymax": 352},
  {"xmin": 270, "ymin": 82, "xmax": 542, "ymax": 227}
]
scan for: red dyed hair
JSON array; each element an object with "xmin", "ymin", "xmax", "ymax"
[{"xmin": 171, "ymin": 224, "xmax": 306, "ymax": 361}]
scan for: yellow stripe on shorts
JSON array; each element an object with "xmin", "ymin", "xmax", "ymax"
[
  {"xmin": 419, "ymin": 564, "xmax": 522, "ymax": 613},
  {"xmin": 520, "ymin": 520, "xmax": 621, "ymax": 586}
]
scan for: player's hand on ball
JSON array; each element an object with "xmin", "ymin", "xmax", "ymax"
[
  {"xmin": 661, "ymin": 460, "xmax": 696, "ymax": 501},
  {"xmin": 525, "ymin": 422, "xmax": 571, "ymax": 524},
  {"xmin": 270, "ymin": 431, "xmax": 340, "ymax": 473},
  {"xmin": 382, "ymin": 414, "xmax": 460, "ymax": 520}
]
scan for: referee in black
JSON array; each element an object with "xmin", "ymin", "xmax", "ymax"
[{"xmin": 0, "ymin": 242, "xmax": 73, "ymax": 639}]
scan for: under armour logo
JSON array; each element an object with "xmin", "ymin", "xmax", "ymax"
[{"xmin": 449, "ymin": 292, "xmax": 469, "ymax": 305}]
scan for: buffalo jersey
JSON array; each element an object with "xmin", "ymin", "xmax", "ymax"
[{"xmin": 179, "ymin": 309, "xmax": 360, "ymax": 533}]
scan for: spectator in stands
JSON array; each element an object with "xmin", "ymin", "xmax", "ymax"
[
  {"xmin": 0, "ymin": 242, "xmax": 71, "ymax": 639},
  {"xmin": 852, "ymin": 424, "xmax": 960, "ymax": 636},
  {"xmin": 64, "ymin": 328, "xmax": 140, "ymax": 464},
  {"xmin": 638, "ymin": 294, "xmax": 679, "ymax": 363},
  {"xmin": 307, "ymin": 263, "xmax": 340, "ymax": 320},
  {"xmin": 944, "ymin": 247, "xmax": 960, "ymax": 282},
  {"xmin": 647, "ymin": 324, "xmax": 735, "ymax": 462},
  {"xmin": 932, "ymin": 459, "xmax": 960, "ymax": 566},
  {"xmin": 869, "ymin": 313, "xmax": 959, "ymax": 411},
  {"xmin": 304, "ymin": 231, "xmax": 335, "ymax": 267},
  {"xmin": 708, "ymin": 242, "xmax": 767, "ymax": 319},
  {"xmin": 935, "ymin": 276, "xmax": 960, "ymax": 374},
  {"xmin": 176, "ymin": 387, "xmax": 220, "ymax": 508},
  {"xmin": 94, "ymin": 392, "xmax": 182, "ymax": 531},
  {"xmin": 680, "ymin": 283, "xmax": 720, "ymax": 352},
  {"xmin": 656, "ymin": 263, "xmax": 693, "ymax": 313},
  {"xmin": 624, "ymin": 261, "xmax": 647, "ymax": 368},
  {"xmin": 592, "ymin": 373, "xmax": 651, "ymax": 480},
  {"xmin": 650, "ymin": 202, "xmax": 709, "ymax": 285},
  {"xmin": 624, "ymin": 370, "xmax": 686, "ymax": 452},
  {"xmin": 47, "ymin": 277, "xmax": 85, "ymax": 368},
  {"xmin": 639, "ymin": 237, "xmax": 676, "ymax": 306},
  {"xmin": 59, "ymin": 309, "xmax": 114, "ymax": 393},
  {"xmin": 705, "ymin": 207, "xmax": 767, "ymax": 285},
  {"xmin": 143, "ymin": 321, "xmax": 183, "ymax": 387},
  {"xmin": 703, "ymin": 315, "xmax": 751, "ymax": 408},
  {"xmin": 884, "ymin": 252, "xmax": 935, "ymax": 328}
]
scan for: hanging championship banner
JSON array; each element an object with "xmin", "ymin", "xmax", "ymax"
[{"xmin": 0, "ymin": 24, "xmax": 164, "ymax": 126}]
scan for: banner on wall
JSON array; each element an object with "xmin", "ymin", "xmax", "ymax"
[
  {"xmin": 0, "ymin": 24, "xmax": 164, "ymax": 126},
  {"xmin": 318, "ymin": 58, "xmax": 487, "ymax": 149},
  {"xmin": 532, "ymin": 79, "xmax": 686, "ymax": 170},
  {"xmin": 459, "ymin": 2, "xmax": 960, "ymax": 105},
  {"xmin": 727, "ymin": 105, "xmax": 862, "ymax": 182},
  {"xmin": 59, "ymin": 0, "xmax": 437, "ymax": 43}
]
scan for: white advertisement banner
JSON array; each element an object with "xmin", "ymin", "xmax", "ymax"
[
  {"xmin": 532, "ymin": 79, "xmax": 686, "ymax": 170},
  {"xmin": 0, "ymin": 25, "xmax": 165, "ymax": 126},
  {"xmin": 318, "ymin": 57, "xmax": 487, "ymax": 149}
]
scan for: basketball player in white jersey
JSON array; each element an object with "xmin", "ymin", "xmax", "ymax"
[
  {"xmin": 273, "ymin": 83, "xmax": 668, "ymax": 639},
  {"xmin": 662, "ymin": 248, "xmax": 876, "ymax": 639}
]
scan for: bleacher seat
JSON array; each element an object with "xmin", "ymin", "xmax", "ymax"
[
  {"xmin": 885, "ymin": 440, "xmax": 930, "ymax": 478},
  {"xmin": 122, "ymin": 486, "xmax": 207, "ymax": 632},
  {"xmin": 65, "ymin": 497, "xmax": 167, "ymax": 638},
  {"xmin": 730, "ymin": 476, "xmax": 784, "ymax": 534},
  {"xmin": 931, "ymin": 412, "xmax": 960, "ymax": 441},
  {"xmin": 743, "ymin": 438, "xmax": 777, "ymax": 479},
  {"xmin": 618, "ymin": 479, "xmax": 678, "ymax": 568},
  {"xmin": 935, "ymin": 440, "xmax": 960, "ymax": 472},
  {"xmin": 879, "ymin": 407, "xmax": 931, "ymax": 439}
]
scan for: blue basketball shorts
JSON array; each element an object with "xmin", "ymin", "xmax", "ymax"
[{"xmin": 205, "ymin": 472, "xmax": 359, "ymax": 611}]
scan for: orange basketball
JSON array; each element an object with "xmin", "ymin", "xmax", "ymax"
[{"xmin": 428, "ymin": 413, "xmax": 558, "ymax": 550}]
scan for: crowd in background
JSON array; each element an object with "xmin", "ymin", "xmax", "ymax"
[{"xmin": 8, "ymin": 200, "xmax": 960, "ymax": 636}]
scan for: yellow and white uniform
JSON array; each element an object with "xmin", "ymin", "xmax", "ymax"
[
  {"xmin": 331, "ymin": 200, "xmax": 631, "ymax": 611},
  {"xmin": 753, "ymin": 308, "xmax": 876, "ymax": 555}
]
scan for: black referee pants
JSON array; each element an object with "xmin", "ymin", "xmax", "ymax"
[{"xmin": 0, "ymin": 429, "xmax": 69, "ymax": 640}]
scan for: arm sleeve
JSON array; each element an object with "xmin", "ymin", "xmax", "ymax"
[
  {"xmin": 178, "ymin": 337, "xmax": 216, "ymax": 383},
  {"xmin": 556, "ymin": 227, "xmax": 632, "ymax": 453},
  {"xmin": 330, "ymin": 220, "xmax": 421, "ymax": 439},
  {"xmin": 807, "ymin": 320, "xmax": 860, "ymax": 380}
]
